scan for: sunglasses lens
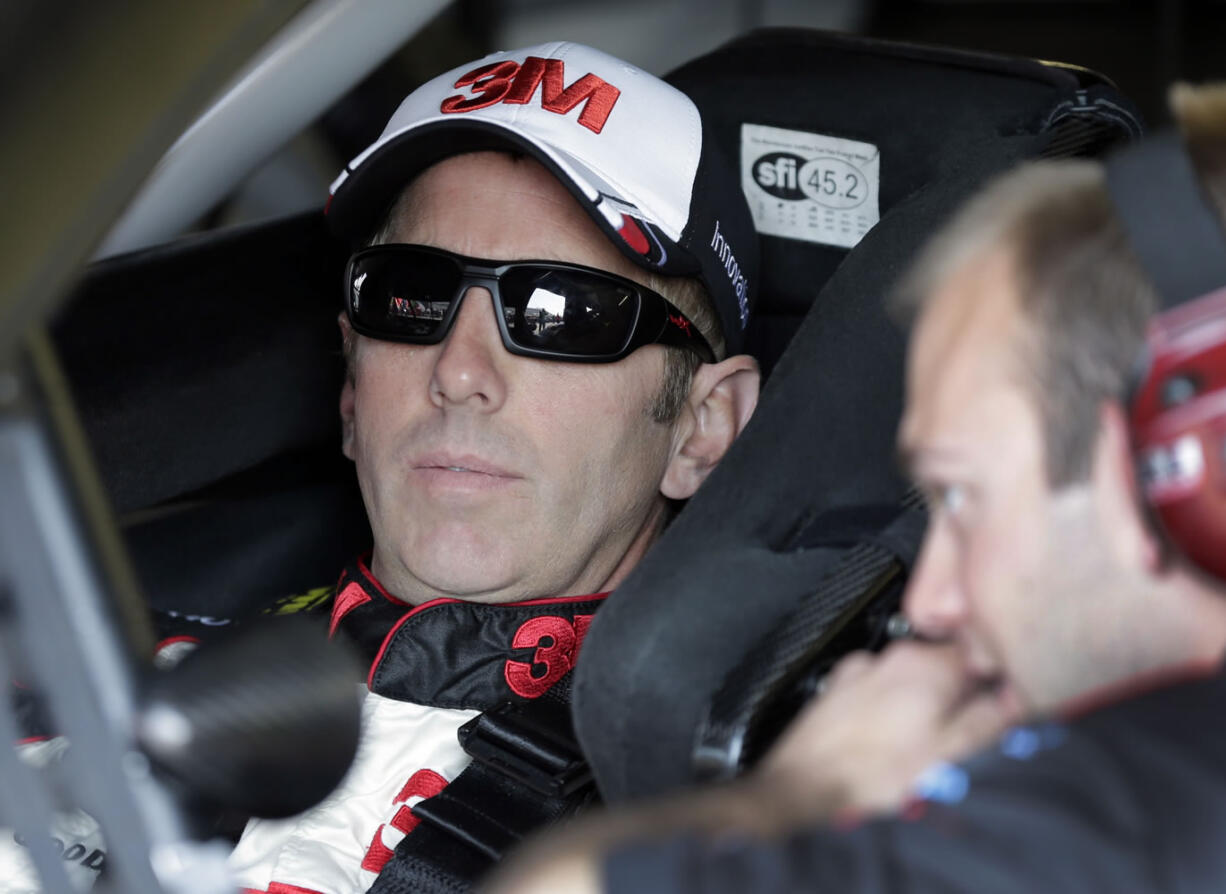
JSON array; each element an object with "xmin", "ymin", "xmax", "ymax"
[
  {"xmin": 500, "ymin": 268, "xmax": 641, "ymax": 357},
  {"xmin": 349, "ymin": 250, "xmax": 460, "ymax": 339}
]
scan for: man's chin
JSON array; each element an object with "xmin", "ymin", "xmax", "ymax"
[
  {"xmin": 425, "ymin": 579, "xmax": 528, "ymax": 605},
  {"xmin": 402, "ymin": 552, "xmax": 594, "ymax": 605},
  {"xmin": 365, "ymin": 531, "xmax": 512, "ymax": 602},
  {"xmin": 373, "ymin": 514, "xmax": 601, "ymax": 603},
  {"xmin": 402, "ymin": 561, "xmax": 524, "ymax": 604}
]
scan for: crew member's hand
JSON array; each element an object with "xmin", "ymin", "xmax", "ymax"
[
  {"xmin": 484, "ymin": 642, "xmax": 1024, "ymax": 894},
  {"xmin": 484, "ymin": 846, "xmax": 601, "ymax": 894},
  {"xmin": 757, "ymin": 641, "xmax": 1023, "ymax": 816}
]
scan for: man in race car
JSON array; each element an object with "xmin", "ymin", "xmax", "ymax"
[
  {"xmin": 225, "ymin": 41, "xmax": 761, "ymax": 894},
  {"xmin": 484, "ymin": 83, "xmax": 1226, "ymax": 893}
]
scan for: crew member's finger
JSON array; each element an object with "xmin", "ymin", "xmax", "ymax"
[
  {"xmin": 874, "ymin": 640, "xmax": 966, "ymax": 701},
  {"xmin": 937, "ymin": 691, "xmax": 1020, "ymax": 762},
  {"xmin": 824, "ymin": 650, "xmax": 874, "ymax": 688}
]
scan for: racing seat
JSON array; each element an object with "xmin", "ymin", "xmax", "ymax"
[{"xmin": 572, "ymin": 29, "xmax": 1143, "ymax": 802}]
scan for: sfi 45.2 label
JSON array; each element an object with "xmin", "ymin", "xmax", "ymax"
[{"xmin": 741, "ymin": 124, "xmax": 880, "ymax": 249}]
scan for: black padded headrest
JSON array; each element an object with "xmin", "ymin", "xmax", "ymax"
[
  {"xmin": 676, "ymin": 28, "xmax": 1141, "ymax": 376},
  {"xmin": 573, "ymin": 29, "xmax": 1142, "ymax": 802}
]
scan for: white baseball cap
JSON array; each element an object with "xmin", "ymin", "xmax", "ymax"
[{"xmin": 327, "ymin": 41, "xmax": 757, "ymax": 354}]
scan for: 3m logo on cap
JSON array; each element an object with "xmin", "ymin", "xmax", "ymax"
[{"xmin": 441, "ymin": 56, "xmax": 621, "ymax": 133}]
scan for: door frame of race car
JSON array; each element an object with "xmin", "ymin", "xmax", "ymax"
[{"xmin": 0, "ymin": 3, "xmax": 437, "ymax": 892}]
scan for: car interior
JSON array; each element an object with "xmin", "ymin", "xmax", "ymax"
[
  {"xmin": 53, "ymin": 24, "xmax": 1142, "ymax": 804},
  {"xmin": 2, "ymin": 9, "xmax": 1167, "ymax": 892}
]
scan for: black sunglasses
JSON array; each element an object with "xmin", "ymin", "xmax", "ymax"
[{"xmin": 344, "ymin": 244, "xmax": 715, "ymax": 364}]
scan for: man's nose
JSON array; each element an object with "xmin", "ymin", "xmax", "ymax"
[
  {"xmin": 429, "ymin": 286, "xmax": 509, "ymax": 412},
  {"xmin": 902, "ymin": 523, "xmax": 968, "ymax": 640}
]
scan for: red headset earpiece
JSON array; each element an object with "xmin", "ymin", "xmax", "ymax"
[
  {"xmin": 1129, "ymin": 286, "xmax": 1226, "ymax": 579},
  {"xmin": 1107, "ymin": 130, "xmax": 1226, "ymax": 581}
]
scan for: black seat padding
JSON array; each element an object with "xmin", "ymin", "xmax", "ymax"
[
  {"xmin": 55, "ymin": 212, "xmax": 371, "ymax": 620},
  {"xmin": 573, "ymin": 29, "xmax": 1142, "ymax": 802}
]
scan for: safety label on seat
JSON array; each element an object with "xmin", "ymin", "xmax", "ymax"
[{"xmin": 740, "ymin": 123, "xmax": 880, "ymax": 249}]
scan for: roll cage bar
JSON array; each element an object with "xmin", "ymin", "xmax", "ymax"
[{"xmin": 0, "ymin": 3, "xmax": 441, "ymax": 890}]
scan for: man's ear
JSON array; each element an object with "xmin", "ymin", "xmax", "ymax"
[
  {"xmin": 660, "ymin": 354, "xmax": 760, "ymax": 500},
  {"xmin": 339, "ymin": 313, "xmax": 357, "ymax": 460},
  {"xmin": 1093, "ymin": 400, "xmax": 1162, "ymax": 574}
]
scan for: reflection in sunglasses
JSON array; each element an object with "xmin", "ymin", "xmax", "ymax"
[
  {"xmin": 389, "ymin": 297, "xmax": 448, "ymax": 321},
  {"xmin": 526, "ymin": 287, "xmax": 566, "ymax": 320},
  {"xmin": 523, "ymin": 287, "xmax": 567, "ymax": 336}
]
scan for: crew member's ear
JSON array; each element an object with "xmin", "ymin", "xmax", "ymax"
[
  {"xmin": 1092, "ymin": 399, "xmax": 1162, "ymax": 575},
  {"xmin": 660, "ymin": 354, "xmax": 760, "ymax": 500},
  {"xmin": 338, "ymin": 313, "xmax": 357, "ymax": 460}
]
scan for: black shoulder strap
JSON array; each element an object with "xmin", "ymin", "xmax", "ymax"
[
  {"xmin": 1105, "ymin": 129, "xmax": 1226, "ymax": 311},
  {"xmin": 367, "ymin": 672, "xmax": 598, "ymax": 893}
]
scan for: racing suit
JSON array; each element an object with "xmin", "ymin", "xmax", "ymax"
[
  {"xmin": 604, "ymin": 664, "xmax": 1226, "ymax": 893},
  {"xmin": 230, "ymin": 556, "xmax": 606, "ymax": 894},
  {"xmin": 1, "ymin": 737, "xmax": 108, "ymax": 894}
]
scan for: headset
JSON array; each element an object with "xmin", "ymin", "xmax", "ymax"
[{"xmin": 1106, "ymin": 129, "xmax": 1226, "ymax": 582}]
